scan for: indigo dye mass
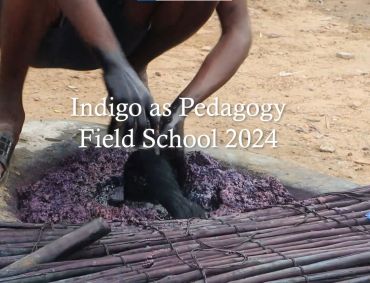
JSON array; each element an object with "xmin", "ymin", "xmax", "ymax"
[{"xmin": 18, "ymin": 148, "xmax": 294, "ymax": 224}]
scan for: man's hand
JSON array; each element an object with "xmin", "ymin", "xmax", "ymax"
[
  {"xmin": 159, "ymin": 100, "xmax": 187, "ymax": 187},
  {"xmin": 159, "ymin": 106, "xmax": 185, "ymax": 132},
  {"xmin": 102, "ymin": 52, "xmax": 157, "ymax": 144},
  {"xmin": 159, "ymin": 104, "xmax": 185, "ymax": 138}
]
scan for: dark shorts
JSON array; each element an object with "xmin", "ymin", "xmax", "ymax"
[{"xmin": 33, "ymin": 0, "xmax": 148, "ymax": 70}]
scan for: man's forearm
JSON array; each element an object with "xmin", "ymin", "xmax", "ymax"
[{"xmin": 173, "ymin": 29, "xmax": 252, "ymax": 114}]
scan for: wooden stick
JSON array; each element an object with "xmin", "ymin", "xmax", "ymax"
[
  {"xmin": 0, "ymin": 218, "xmax": 110, "ymax": 278},
  {"xmin": 268, "ymin": 266, "xmax": 370, "ymax": 283},
  {"xmin": 336, "ymin": 274, "xmax": 370, "ymax": 283},
  {"xmin": 230, "ymin": 250, "xmax": 370, "ymax": 283},
  {"xmin": 192, "ymin": 248, "xmax": 369, "ymax": 283}
]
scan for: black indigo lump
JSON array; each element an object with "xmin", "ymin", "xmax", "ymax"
[{"xmin": 18, "ymin": 148, "xmax": 294, "ymax": 224}]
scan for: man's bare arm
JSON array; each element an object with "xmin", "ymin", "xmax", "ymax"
[
  {"xmin": 173, "ymin": 0, "xmax": 252, "ymax": 113},
  {"xmin": 57, "ymin": 0, "xmax": 156, "ymax": 142},
  {"xmin": 159, "ymin": 0, "xmax": 252, "ymax": 135}
]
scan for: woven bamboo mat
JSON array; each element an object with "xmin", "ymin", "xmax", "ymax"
[{"xmin": 1, "ymin": 186, "xmax": 370, "ymax": 282}]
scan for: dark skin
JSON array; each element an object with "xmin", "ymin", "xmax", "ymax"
[{"xmin": 0, "ymin": 0, "xmax": 252, "ymax": 187}]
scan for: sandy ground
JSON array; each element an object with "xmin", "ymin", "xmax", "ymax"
[{"xmin": 23, "ymin": 0, "xmax": 370, "ymax": 185}]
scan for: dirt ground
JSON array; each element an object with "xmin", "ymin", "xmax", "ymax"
[{"xmin": 23, "ymin": 0, "xmax": 370, "ymax": 185}]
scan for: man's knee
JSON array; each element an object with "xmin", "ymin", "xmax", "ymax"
[
  {"xmin": 0, "ymin": 0, "xmax": 60, "ymax": 71},
  {"xmin": 1, "ymin": 0, "xmax": 60, "ymax": 35}
]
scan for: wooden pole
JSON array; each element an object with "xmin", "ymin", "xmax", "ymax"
[{"xmin": 0, "ymin": 218, "xmax": 110, "ymax": 278}]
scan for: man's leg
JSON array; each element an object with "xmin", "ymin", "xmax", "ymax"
[{"xmin": 0, "ymin": 0, "xmax": 59, "ymax": 177}]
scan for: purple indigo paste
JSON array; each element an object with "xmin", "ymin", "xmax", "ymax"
[
  {"xmin": 184, "ymin": 151, "xmax": 294, "ymax": 216},
  {"xmin": 18, "ymin": 148, "xmax": 294, "ymax": 224}
]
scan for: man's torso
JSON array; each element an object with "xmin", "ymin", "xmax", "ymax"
[{"xmin": 32, "ymin": 1, "xmax": 219, "ymax": 71}]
